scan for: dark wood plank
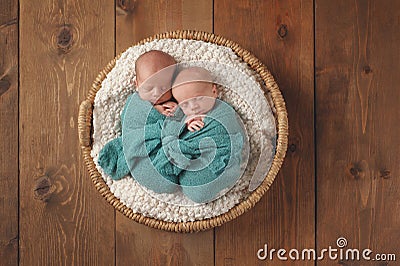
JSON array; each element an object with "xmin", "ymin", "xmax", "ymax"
[
  {"xmin": 215, "ymin": 1, "xmax": 315, "ymax": 265},
  {"xmin": 115, "ymin": 1, "xmax": 214, "ymax": 265},
  {"xmin": 316, "ymin": 1, "xmax": 400, "ymax": 265},
  {"xmin": 19, "ymin": 1, "xmax": 115, "ymax": 265},
  {"xmin": 0, "ymin": 0, "xmax": 18, "ymax": 265}
]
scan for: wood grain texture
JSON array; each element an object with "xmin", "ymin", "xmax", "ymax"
[
  {"xmin": 115, "ymin": 1, "xmax": 214, "ymax": 265},
  {"xmin": 116, "ymin": 0, "xmax": 213, "ymax": 53},
  {"xmin": 316, "ymin": 1, "xmax": 400, "ymax": 265},
  {"xmin": 0, "ymin": 0, "xmax": 18, "ymax": 265},
  {"xmin": 19, "ymin": 1, "xmax": 115, "ymax": 265},
  {"xmin": 116, "ymin": 219, "xmax": 214, "ymax": 266},
  {"xmin": 4, "ymin": 1, "xmax": 398, "ymax": 265},
  {"xmin": 214, "ymin": 0, "xmax": 315, "ymax": 265}
]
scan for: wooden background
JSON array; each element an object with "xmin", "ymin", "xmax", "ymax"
[{"xmin": 1, "ymin": 0, "xmax": 399, "ymax": 265}]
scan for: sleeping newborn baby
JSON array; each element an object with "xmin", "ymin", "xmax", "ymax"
[
  {"xmin": 98, "ymin": 50, "xmax": 180, "ymax": 193},
  {"xmin": 134, "ymin": 50, "xmax": 177, "ymax": 116},
  {"xmin": 172, "ymin": 67, "xmax": 218, "ymax": 132},
  {"xmin": 153, "ymin": 66, "xmax": 246, "ymax": 203}
]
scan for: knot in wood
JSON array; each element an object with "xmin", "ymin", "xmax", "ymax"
[
  {"xmin": 380, "ymin": 169, "xmax": 391, "ymax": 179},
  {"xmin": 0, "ymin": 79, "xmax": 11, "ymax": 97},
  {"xmin": 117, "ymin": 0, "xmax": 135, "ymax": 15},
  {"xmin": 278, "ymin": 24, "xmax": 288, "ymax": 38},
  {"xmin": 34, "ymin": 175, "xmax": 55, "ymax": 202},
  {"xmin": 349, "ymin": 167, "xmax": 360, "ymax": 178},
  {"xmin": 363, "ymin": 65, "xmax": 372, "ymax": 74},
  {"xmin": 289, "ymin": 143, "xmax": 296, "ymax": 152},
  {"xmin": 118, "ymin": 0, "xmax": 127, "ymax": 9},
  {"xmin": 57, "ymin": 26, "xmax": 73, "ymax": 53}
]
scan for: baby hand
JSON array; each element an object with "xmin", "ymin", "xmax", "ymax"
[
  {"xmin": 162, "ymin": 101, "xmax": 178, "ymax": 116},
  {"xmin": 186, "ymin": 117, "xmax": 205, "ymax": 132},
  {"xmin": 154, "ymin": 101, "xmax": 177, "ymax": 117}
]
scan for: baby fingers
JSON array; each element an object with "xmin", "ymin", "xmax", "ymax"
[
  {"xmin": 163, "ymin": 110, "xmax": 173, "ymax": 116},
  {"xmin": 163, "ymin": 102, "xmax": 177, "ymax": 109},
  {"xmin": 188, "ymin": 121, "xmax": 204, "ymax": 132}
]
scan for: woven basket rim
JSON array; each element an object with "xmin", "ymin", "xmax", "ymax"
[{"xmin": 78, "ymin": 29, "xmax": 288, "ymax": 233}]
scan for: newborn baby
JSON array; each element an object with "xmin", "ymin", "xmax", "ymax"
[
  {"xmin": 152, "ymin": 66, "xmax": 246, "ymax": 203},
  {"xmin": 98, "ymin": 50, "xmax": 179, "ymax": 192},
  {"xmin": 172, "ymin": 67, "xmax": 218, "ymax": 132},
  {"xmin": 134, "ymin": 50, "xmax": 177, "ymax": 116}
]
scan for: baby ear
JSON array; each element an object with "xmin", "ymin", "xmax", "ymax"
[
  {"xmin": 212, "ymin": 84, "xmax": 218, "ymax": 96},
  {"xmin": 134, "ymin": 77, "xmax": 138, "ymax": 87}
]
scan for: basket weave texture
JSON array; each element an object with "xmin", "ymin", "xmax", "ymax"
[{"xmin": 78, "ymin": 30, "xmax": 288, "ymax": 233}]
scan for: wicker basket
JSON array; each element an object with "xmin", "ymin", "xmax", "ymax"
[{"xmin": 78, "ymin": 30, "xmax": 288, "ymax": 233}]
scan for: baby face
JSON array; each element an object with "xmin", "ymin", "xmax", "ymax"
[
  {"xmin": 172, "ymin": 82, "xmax": 217, "ymax": 117},
  {"xmin": 136, "ymin": 63, "xmax": 175, "ymax": 105},
  {"xmin": 136, "ymin": 66, "xmax": 175, "ymax": 105}
]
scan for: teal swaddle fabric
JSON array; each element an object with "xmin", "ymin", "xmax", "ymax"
[
  {"xmin": 98, "ymin": 93, "xmax": 179, "ymax": 193},
  {"xmin": 97, "ymin": 95, "xmax": 134, "ymax": 181},
  {"xmin": 121, "ymin": 93, "xmax": 180, "ymax": 193},
  {"xmin": 97, "ymin": 136, "xmax": 128, "ymax": 180},
  {"xmin": 98, "ymin": 93, "xmax": 245, "ymax": 202},
  {"xmin": 159, "ymin": 100, "xmax": 245, "ymax": 203}
]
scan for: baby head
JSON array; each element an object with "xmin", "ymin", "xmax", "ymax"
[
  {"xmin": 172, "ymin": 67, "xmax": 218, "ymax": 117},
  {"xmin": 135, "ymin": 50, "xmax": 177, "ymax": 105}
]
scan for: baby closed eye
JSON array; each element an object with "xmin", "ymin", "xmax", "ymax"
[
  {"xmin": 139, "ymin": 86, "xmax": 153, "ymax": 92},
  {"xmin": 180, "ymin": 97, "xmax": 204, "ymax": 106}
]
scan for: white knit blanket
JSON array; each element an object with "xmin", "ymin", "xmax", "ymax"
[{"xmin": 91, "ymin": 39, "xmax": 276, "ymax": 222}]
